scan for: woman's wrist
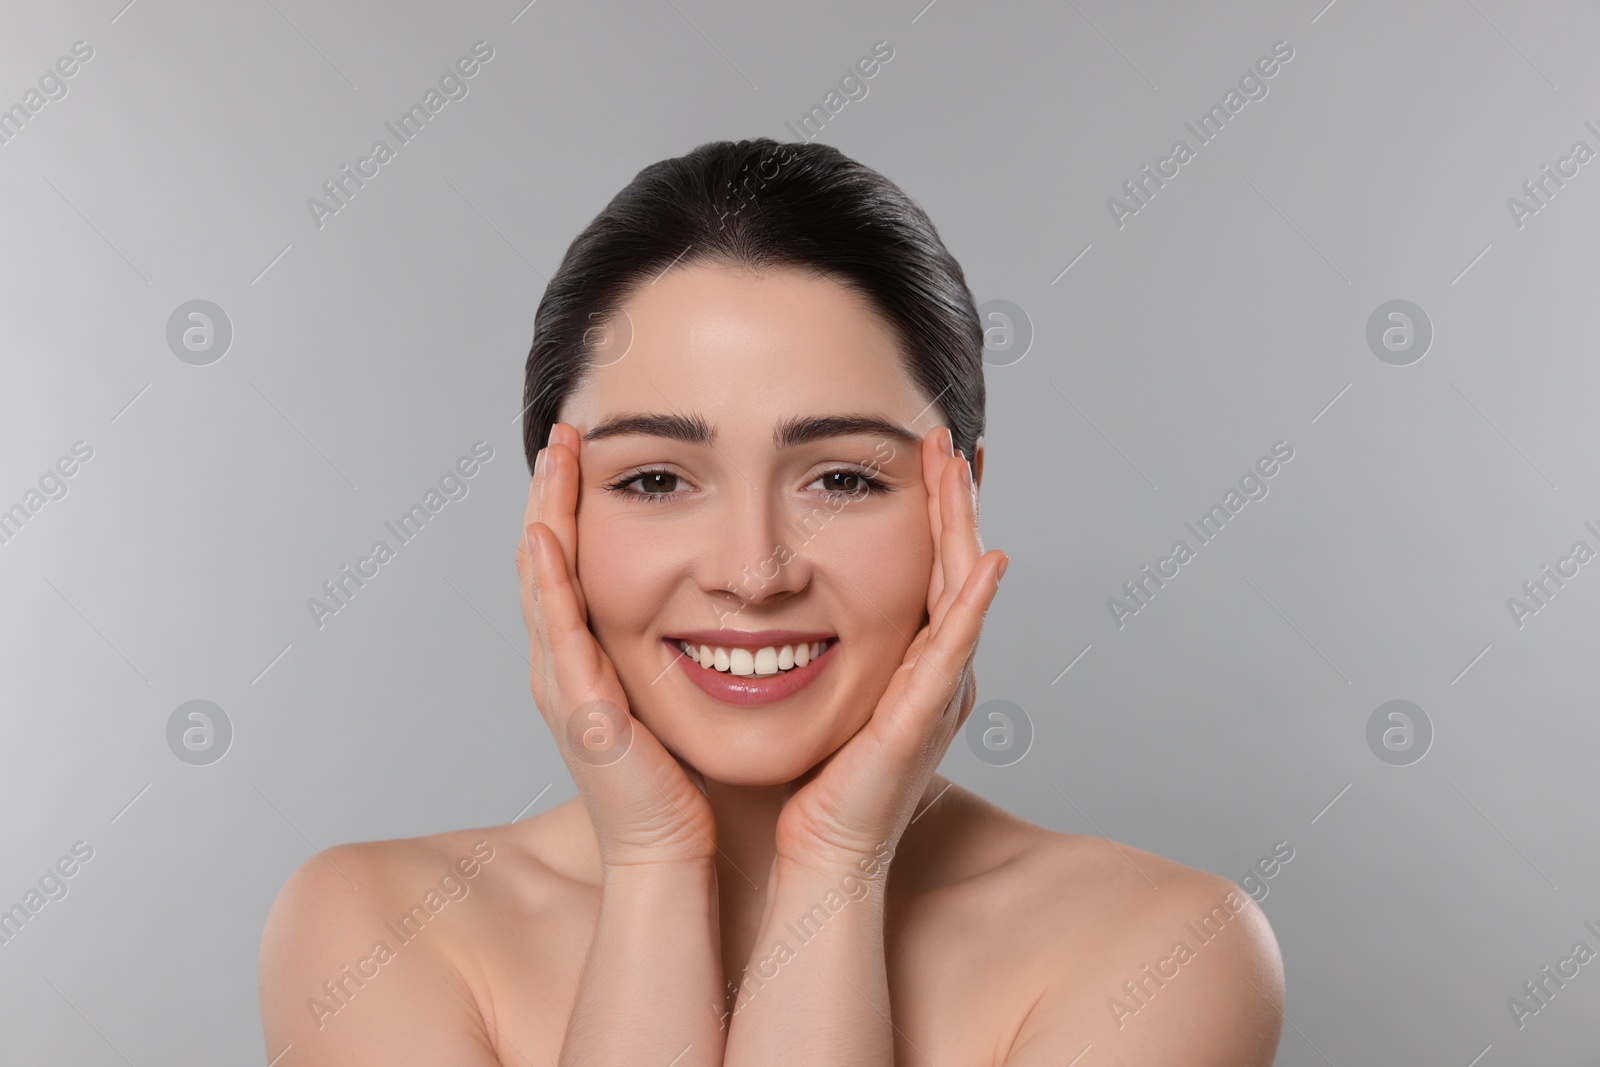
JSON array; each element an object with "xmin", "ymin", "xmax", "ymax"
[
  {"xmin": 720, "ymin": 850, "xmax": 893, "ymax": 1052},
  {"xmin": 773, "ymin": 841, "xmax": 897, "ymax": 893},
  {"xmin": 600, "ymin": 853, "xmax": 718, "ymax": 887},
  {"xmin": 565, "ymin": 845, "xmax": 726, "ymax": 1065}
]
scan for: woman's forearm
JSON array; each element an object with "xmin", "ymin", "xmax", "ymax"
[
  {"xmin": 722, "ymin": 854, "xmax": 894, "ymax": 1067},
  {"xmin": 559, "ymin": 859, "xmax": 726, "ymax": 1067}
]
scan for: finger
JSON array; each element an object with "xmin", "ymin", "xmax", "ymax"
[
  {"xmin": 951, "ymin": 665, "xmax": 978, "ymax": 730},
  {"xmin": 922, "ymin": 427, "xmax": 954, "ymax": 614},
  {"xmin": 526, "ymin": 521, "xmax": 606, "ymax": 714},
  {"xmin": 516, "ymin": 446, "xmax": 549, "ymax": 592},
  {"xmin": 673, "ymin": 753, "xmax": 711, "ymax": 798},
  {"xmin": 929, "ymin": 446, "xmax": 983, "ymax": 640},
  {"xmin": 540, "ymin": 423, "xmax": 588, "ymax": 622},
  {"xmin": 952, "ymin": 447, "xmax": 983, "ymax": 555},
  {"xmin": 897, "ymin": 549, "xmax": 1006, "ymax": 740},
  {"xmin": 516, "ymin": 468, "xmax": 553, "ymax": 696},
  {"xmin": 519, "ymin": 448, "xmax": 546, "ymax": 564}
]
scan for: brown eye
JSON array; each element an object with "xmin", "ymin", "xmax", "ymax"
[
  {"xmin": 822, "ymin": 471, "xmax": 861, "ymax": 493},
  {"xmin": 601, "ymin": 468, "xmax": 691, "ymax": 504},
  {"xmin": 637, "ymin": 471, "xmax": 678, "ymax": 493},
  {"xmin": 808, "ymin": 468, "xmax": 891, "ymax": 500}
]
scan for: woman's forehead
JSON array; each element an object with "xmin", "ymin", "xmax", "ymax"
[{"xmin": 563, "ymin": 264, "xmax": 932, "ymax": 432}]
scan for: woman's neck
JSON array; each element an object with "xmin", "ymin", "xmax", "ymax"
[
  {"xmin": 700, "ymin": 779, "xmax": 788, "ymax": 912},
  {"xmin": 541, "ymin": 773, "xmax": 959, "ymax": 893}
]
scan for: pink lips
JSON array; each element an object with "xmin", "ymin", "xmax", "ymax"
[{"xmin": 663, "ymin": 637, "xmax": 838, "ymax": 707}]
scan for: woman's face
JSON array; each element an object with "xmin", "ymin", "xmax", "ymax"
[{"xmin": 554, "ymin": 261, "xmax": 954, "ymax": 786}]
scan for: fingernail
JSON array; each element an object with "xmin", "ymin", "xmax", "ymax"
[
  {"xmin": 941, "ymin": 428, "xmax": 955, "ymax": 457},
  {"xmin": 996, "ymin": 555, "xmax": 1009, "ymax": 584},
  {"xmin": 546, "ymin": 423, "xmax": 558, "ymax": 447},
  {"xmin": 959, "ymin": 455, "xmax": 973, "ymax": 491},
  {"xmin": 534, "ymin": 447, "xmax": 546, "ymax": 479}
]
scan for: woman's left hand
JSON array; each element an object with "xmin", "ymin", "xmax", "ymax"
[{"xmin": 773, "ymin": 425, "xmax": 1008, "ymax": 873}]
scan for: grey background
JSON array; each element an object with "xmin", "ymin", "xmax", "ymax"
[{"xmin": 2, "ymin": 0, "xmax": 1597, "ymax": 1062}]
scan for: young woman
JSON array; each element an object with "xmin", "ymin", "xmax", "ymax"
[{"xmin": 259, "ymin": 138, "xmax": 1285, "ymax": 1066}]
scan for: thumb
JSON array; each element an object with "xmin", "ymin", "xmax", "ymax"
[{"xmin": 672, "ymin": 752, "xmax": 710, "ymax": 798}]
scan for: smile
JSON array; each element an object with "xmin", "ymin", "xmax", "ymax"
[{"xmin": 661, "ymin": 632, "xmax": 838, "ymax": 706}]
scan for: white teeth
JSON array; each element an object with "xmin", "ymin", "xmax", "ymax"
[{"xmin": 675, "ymin": 638, "xmax": 831, "ymax": 675}]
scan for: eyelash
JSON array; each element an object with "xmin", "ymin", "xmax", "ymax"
[{"xmin": 602, "ymin": 466, "xmax": 894, "ymax": 506}]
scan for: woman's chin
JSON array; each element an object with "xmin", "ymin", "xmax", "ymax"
[{"xmin": 660, "ymin": 740, "xmax": 833, "ymax": 790}]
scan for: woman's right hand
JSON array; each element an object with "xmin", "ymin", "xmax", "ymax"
[{"xmin": 516, "ymin": 421, "xmax": 717, "ymax": 868}]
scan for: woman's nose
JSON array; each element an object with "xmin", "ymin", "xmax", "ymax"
[{"xmin": 699, "ymin": 492, "xmax": 810, "ymax": 605}]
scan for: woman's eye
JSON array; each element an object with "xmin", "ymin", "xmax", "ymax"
[
  {"xmin": 810, "ymin": 469, "xmax": 890, "ymax": 498},
  {"xmin": 608, "ymin": 470, "xmax": 684, "ymax": 498},
  {"xmin": 632, "ymin": 471, "xmax": 680, "ymax": 494},
  {"xmin": 817, "ymin": 471, "xmax": 864, "ymax": 493},
  {"xmin": 605, "ymin": 467, "xmax": 890, "ymax": 504}
]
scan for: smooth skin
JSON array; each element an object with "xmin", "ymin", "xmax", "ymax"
[{"xmin": 259, "ymin": 263, "xmax": 1284, "ymax": 1066}]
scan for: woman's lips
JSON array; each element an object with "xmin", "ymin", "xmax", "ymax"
[{"xmin": 663, "ymin": 637, "xmax": 837, "ymax": 707}]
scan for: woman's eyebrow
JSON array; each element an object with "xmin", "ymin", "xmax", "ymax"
[
  {"xmin": 774, "ymin": 413, "xmax": 920, "ymax": 449},
  {"xmin": 582, "ymin": 412, "xmax": 921, "ymax": 449},
  {"xmin": 582, "ymin": 411, "xmax": 712, "ymax": 445}
]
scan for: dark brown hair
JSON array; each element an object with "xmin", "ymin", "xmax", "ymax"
[{"xmin": 520, "ymin": 138, "xmax": 985, "ymax": 473}]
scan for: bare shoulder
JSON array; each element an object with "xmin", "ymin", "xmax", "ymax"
[
  {"xmin": 897, "ymin": 783, "xmax": 1285, "ymax": 1067},
  {"xmin": 257, "ymin": 818, "xmax": 579, "ymax": 1065}
]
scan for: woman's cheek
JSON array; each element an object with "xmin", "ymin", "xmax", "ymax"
[
  {"xmin": 838, "ymin": 510, "xmax": 933, "ymax": 639},
  {"xmin": 574, "ymin": 516, "xmax": 658, "ymax": 644}
]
